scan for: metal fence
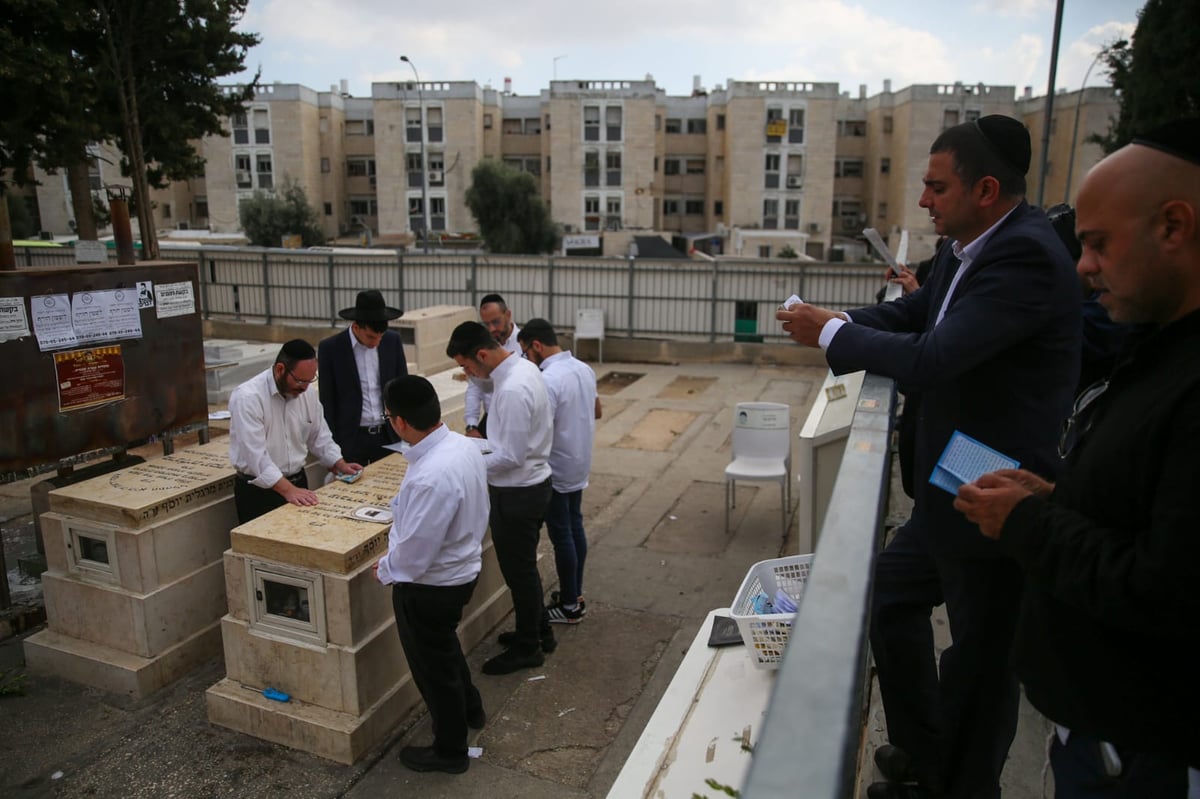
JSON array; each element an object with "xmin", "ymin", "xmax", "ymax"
[
  {"xmin": 744, "ymin": 373, "xmax": 895, "ymax": 798},
  {"xmin": 16, "ymin": 246, "xmax": 887, "ymax": 342}
]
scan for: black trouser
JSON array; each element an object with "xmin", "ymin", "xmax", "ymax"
[
  {"xmin": 392, "ymin": 579, "xmax": 482, "ymax": 758},
  {"xmin": 488, "ymin": 479, "xmax": 553, "ymax": 652},
  {"xmin": 342, "ymin": 425, "xmax": 392, "ymax": 466},
  {"xmin": 234, "ymin": 470, "xmax": 307, "ymax": 525},
  {"xmin": 870, "ymin": 521, "xmax": 1023, "ymax": 798}
]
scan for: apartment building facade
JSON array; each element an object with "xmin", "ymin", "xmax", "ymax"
[{"xmin": 29, "ymin": 76, "xmax": 1116, "ymax": 260}]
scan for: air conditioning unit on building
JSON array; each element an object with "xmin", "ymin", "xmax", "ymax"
[
  {"xmin": 427, "ymin": 170, "xmax": 443, "ymax": 183},
  {"xmin": 808, "ymin": 222, "xmax": 821, "ymax": 234},
  {"xmin": 236, "ymin": 170, "xmax": 251, "ymax": 185},
  {"xmin": 786, "ymin": 175, "xmax": 803, "ymax": 189}
]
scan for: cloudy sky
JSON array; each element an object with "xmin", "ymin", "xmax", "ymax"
[{"xmin": 232, "ymin": 0, "xmax": 1141, "ymax": 99}]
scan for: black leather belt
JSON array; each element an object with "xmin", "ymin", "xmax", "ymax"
[
  {"xmin": 360, "ymin": 424, "xmax": 385, "ymax": 435},
  {"xmin": 237, "ymin": 471, "xmax": 304, "ymax": 483}
]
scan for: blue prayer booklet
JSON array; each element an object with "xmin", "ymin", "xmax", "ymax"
[{"xmin": 929, "ymin": 431, "xmax": 1020, "ymax": 494}]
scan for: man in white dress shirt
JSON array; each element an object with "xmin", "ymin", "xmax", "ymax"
[
  {"xmin": 447, "ymin": 321, "xmax": 554, "ymax": 674},
  {"xmin": 228, "ymin": 339, "xmax": 361, "ymax": 524},
  {"xmin": 517, "ymin": 319, "xmax": 601, "ymax": 624},
  {"xmin": 373, "ymin": 375, "xmax": 489, "ymax": 775},
  {"xmin": 463, "ymin": 293, "xmax": 521, "ymax": 439}
]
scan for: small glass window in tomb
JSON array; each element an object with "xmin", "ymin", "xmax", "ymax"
[{"xmin": 247, "ymin": 561, "xmax": 327, "ymax": 645}]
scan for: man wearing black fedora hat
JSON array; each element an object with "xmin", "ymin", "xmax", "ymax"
[
  {"xmin": 318, "ymin": 289, "xmax": 408, "ymax": 466},
  {"xmin": 778, "ymin": 115, "xmax": 1081, "ymax": 798}
]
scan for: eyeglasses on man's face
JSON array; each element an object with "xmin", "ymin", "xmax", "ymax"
[{"xmin": 286, "ymin": 367, "xmax": 318, "ymax": 385}]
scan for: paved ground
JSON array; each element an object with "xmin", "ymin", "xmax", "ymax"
[{"xmin": 0, "ymin": 356, "xmax": 1049, "ymax": 798}]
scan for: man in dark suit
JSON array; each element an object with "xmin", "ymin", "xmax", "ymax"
[
  {"xmin": 778, "ymin": 116, "xmax": 1081, "ymax": 799},
  {"xmin": 318, "ymin": 290, "xmax": 408, "ymax": 465}
]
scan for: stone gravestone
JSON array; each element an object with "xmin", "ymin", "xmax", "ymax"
[
  {"xmin": 206, "ymin": 452, "xmax": 521, "ymax": 765},
  {"xmin": 24, "ymin": 439, "xmax": 237, "ymax": 698}
]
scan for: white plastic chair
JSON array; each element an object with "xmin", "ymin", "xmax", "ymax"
[{"xmin": 725, "ymin": 402, "xmax": 792, "ymax": 536}]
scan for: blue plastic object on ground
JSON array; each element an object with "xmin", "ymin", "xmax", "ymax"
[{"xmin": 263, "ymin": 687, "xmax": 290, "ymax": 702}]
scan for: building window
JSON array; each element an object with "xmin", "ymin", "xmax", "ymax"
[
  {"xmin": 87, "ymin": 157, "xmax": 103, "ymax": 191},
  {"xmin": 195, "ymin": 197, "xmax": 209, "ymax": 218},
  {"xmin": 763, "ymin": 198, "xmax": 779, "ymax": 230},
  {"xmin": 714, "ymin": 200, "xmax": 724, "ymax": 217},
  {"xmin": 349, "ymin": 197, "xmax": 378, "ymax": 216},
  {"xmin": 345, "ymin": 119, "xmax": 374, "ymax": 136},
  {"xmin": 606, "ymin": 151, "xmax": 622, "ymax": 186},
  {"xmin": 427, "ymin": 107, "xmax": 443, "ymax": 142},
  {"xmin": 161, "ymin": 203, "xmax": 171, "ymax": 219},
  {"xmin": 766, "ymin": 107, "xmax": 784, "ymax": 143},
  {"xmin": 502, "ymin": 118, "xmax": 523, "ymax": 135},
  {"xmin": 784, "ymin": 199, "xmax": 800, "ymax": 229},
  {"xmin": 606, "ymin": 106, "xmax": 622, "ymax": 141},
  {"xmin": 717, "ymin": 114, "xmax": 726, "ymax": 131},
  {"xmin": 685, "ymin": 158, "xmax": 705, "ymax": 175},
  {"xmin": 483, "ymin": 113, "xmax": 493, "ymax": 129},
  {"xmin": 235, "ymin": 154, "xmax": 252, "ymax": 188},
  {"xmin": 321, "ymin": 157, "xmax": 330, "ymax": 173},
  {"xmin": 253, "ymin": 109, "xmax": 270, "ymax": 144},
  {"xmin": 835, "ymin": 199, "xmax": 863, "ymax": 233},
  {"xmin": 665, "ymin": 118, "xmax": 682, "ymax": 134},
  {"xmin": 966, "ymin": 109, "xmax": 981, "ymax": 124},
  {"xmin": 655, "ymin": 114, "xmax": 662, "ymax": 131},
  {"xmin": 584, "ymin": 106, "xmax": 600, "ymax": 141},
  {"xmin": 835, "ymin": 158, "xmax": 865, "ymax": 178},
  {"xmin": 584, "ymin": 195, "xmax": 600, "ymax": 231},
  {"xmin": 406, "ymin": 108, "xmax": 423, "ymax": 142},
  {"xmin": 685, "ymin": 199, "xmax": 704, "ymax": 215},
  {"xmin": 605, "ymin": 196, "xmax": 622, "ymax": 230},
  {"xmin": 524, "ymin": 117, "xmax": 541, "ymax": 134},
  {"xmin": 429, "ymin": 152, "xmax": 445, "ymax": 185},
  {"xmin": 883, "ymin": 115, "xmax": 894, "ymax": 133},
  {"xmin": 880, "ymin": 158, "xmax": 891, "ymax": 175},
  {"xmin": 347, "ymin": 158, "xmax": 375, "ymax": 177},
  {"xmin": 232, "ymin": 112, "xmax": 249, "ymax": 144},
  {"xmin": 687, "ymin": 118, "xmax": 706, "ymax": 134},
  {"xmin": 430, "ymin": 197, "xmax": 446, "ymax": 231},
  {"xmin": 664, "ymin": 198, "xmax": 680, "ymax": 216},
  {"xmin": 255, "ymin": 154, "xmax": 273, "ymax": 190},
  {"xmin": 408, "ymin": 196, "xmax": 424, "ymax": 232},
  {"xmin": 584, "ymin": 151, "xmax": 600, "ymax": 187},
  {"xmin": 837, "ymin": 119, "xmax": 866, "ymax": 137},
  {"xmin": 759, "ymin": 245, "xmax": 772, "ymax": 258},
  {"xmin": 878, "ymin": 201, "xmax": 888, "ymax": 219},
  {"xmin": 323, "ymin": 202, "xmax": 332, "ymax": 216},
  {"xmin": 943, "ymin": 108, "xmax": 960, "ymax": 130},
  {"xmin": 788, "ymin": 108, "xmax": 805, "ymax": 143},
  {"xmin": 407, "ymin": 152, "xmax": 424, "ymax": 188},
  {"xmin": 765, "ymin": 153, "xmax": 781, "ymax": 189},
  {"xmin": 664, "ymin": 158, "xmax": 681, "ymax": 176}
]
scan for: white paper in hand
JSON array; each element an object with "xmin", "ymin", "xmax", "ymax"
[
  {"xmin": 780, "ymin": 294, "xmax": 805, "ymax": 310},
  {"xmin": 863, "ymin": 228, "xmax": 904, "ymax": 276}
]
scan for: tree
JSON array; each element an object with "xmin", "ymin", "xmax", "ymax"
[
  {"xmin": 0, "ymin": 1, "xmax": 260, "ymax": 263},
  {"xmin": 465, "ymin": 160, "xmax": 559, "ymax": 254},
  {"xmin": 778, "ymin": 244, "xmax": 800, "ymax": 259},
  {"xmin": 1094, "ymin": 0, "xmax": 1200, "ymax": 153},
  {"xmin": 238, "ymin": 179, "xmax": 326, "ymax": 248}
]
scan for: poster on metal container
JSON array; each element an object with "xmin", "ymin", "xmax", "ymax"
[
  {"xmin": 154, "ymin": 281, "xmax": 195, "ymax": 318},
  {"xmin": 31, "ymin": 293, "xmax": 78, "ymax": 351},
  {"xmin": 72, "ymin": 288, "xmax": 143, "ymax": 344},
  {"xmin": 0, "ymin": 297, "xmax": 31, "ymax": 342},
  {"xmin": 55, "ymin": 345, "xmax": 126, "ymax": 412}
]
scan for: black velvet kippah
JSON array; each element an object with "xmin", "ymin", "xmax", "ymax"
[
  {"xmin": 1132, "ymin": 118, "xmax": 1200, "ymax": 166},
  {"xmin": 976, "ymin": 115, "xmax": 1032, "ymax": 176},
  {"xmin": 280, "ymin": 338, "xmax": 315, "ymax": 360},
  {"xmin": 387, "ymin": 375, "xmax": 438, "ymax": 416}
]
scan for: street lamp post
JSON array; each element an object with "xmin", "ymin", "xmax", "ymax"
[{"xmin": 400, "ymin": 55, "xmax": 430, "ymax": 254}]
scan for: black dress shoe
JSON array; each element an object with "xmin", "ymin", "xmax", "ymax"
[
  {"xmin": 467, "ymin": 705, "xmax": 487, "ymax": 730},
  {"xmin": 874, "ymin": 744, "xmax": 919, "ymax": 783},
  {"xmin": 497, "ymin": 629, "xmax": 557, "ymax": 653},
  {"xmin": 482, "ymin": 647, "xmax": 545, "ymax": 675},
  {"xmin": 398, "ymin": 745, "xmax": 468, "ymax": 774},
  {"xmin": 866, "ymin": 782, "xmax": 935, "ymax": 799}
]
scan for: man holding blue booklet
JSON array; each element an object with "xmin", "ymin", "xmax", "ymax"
[{"xmin": 777, "ymin": 116, "xmax": 1080, "ymax": 798}]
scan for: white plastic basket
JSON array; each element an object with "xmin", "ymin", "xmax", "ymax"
[{"xmin": 729, "ymin": 554, "xmax": 814, "ymax": 670}]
